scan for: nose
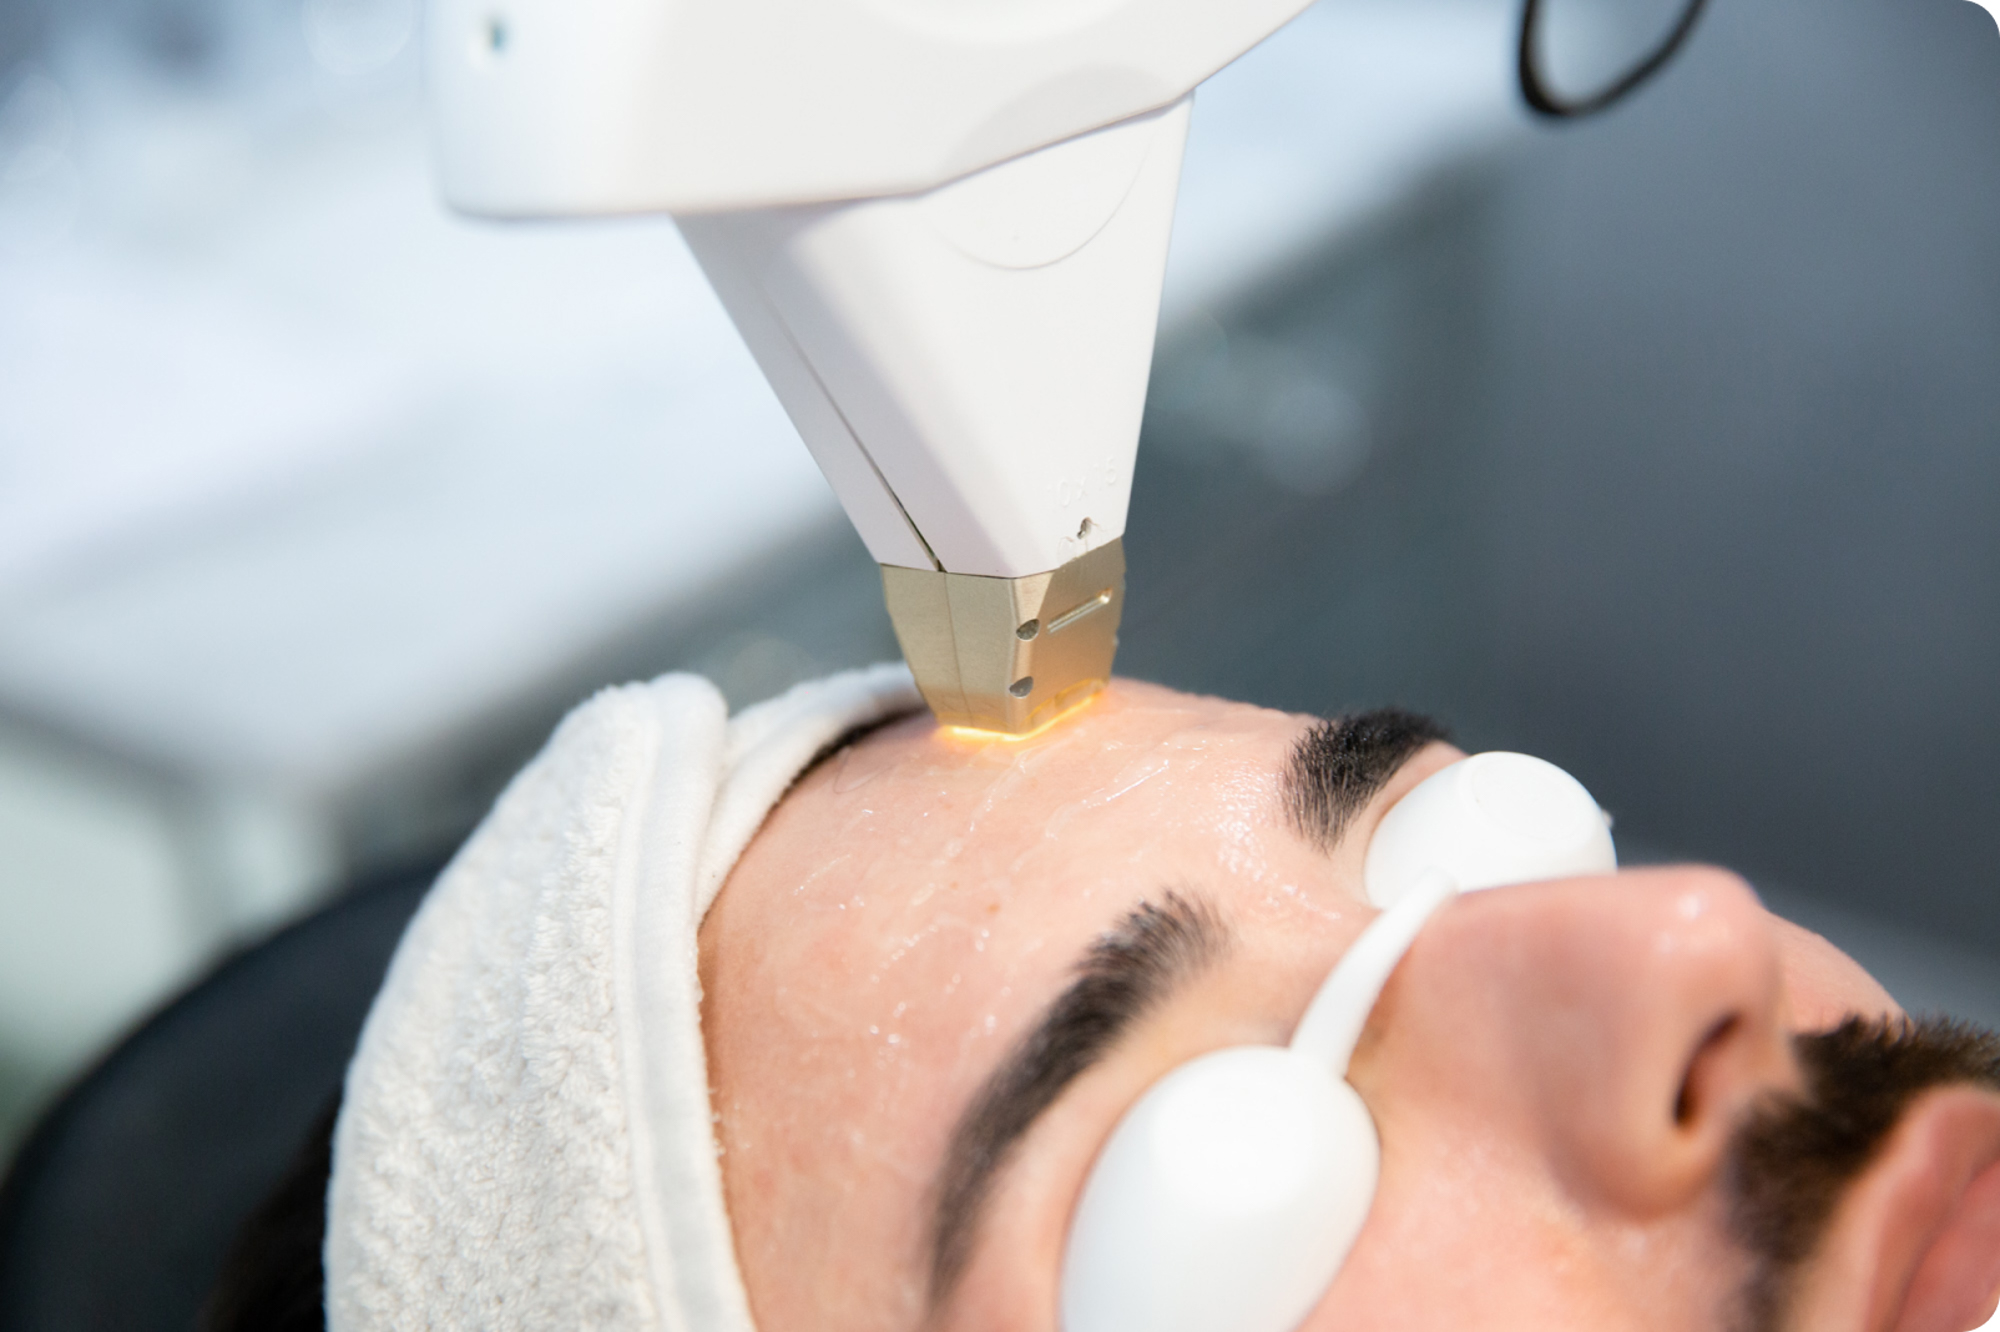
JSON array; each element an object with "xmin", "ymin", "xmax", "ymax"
[{"xmin": 1358, "ymin": 866, "xmax": 1796, "ymax": 1216}]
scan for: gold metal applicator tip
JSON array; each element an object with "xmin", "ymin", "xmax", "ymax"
[{"xmin": 881, "ymin": 540, "xmax": 1125, "ymax": 736}]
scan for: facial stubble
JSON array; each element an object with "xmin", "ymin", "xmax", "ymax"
[{"xmin": 1728, "ymin": 1014, "xmax": 2000, "ymax": 1331}]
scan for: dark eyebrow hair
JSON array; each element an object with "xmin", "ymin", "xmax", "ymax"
[
  {"xmin": 1283, "ymin": 707, "xmax": 1452, "ymax": 851},
  {"xmin": 927, "ymin": 892, "xmax": 1229, "ymax": 1307}
]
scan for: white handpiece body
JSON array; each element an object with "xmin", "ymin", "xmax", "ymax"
[
  {"xmin": 427, "ymin": 0, "xmax": 1310, "ymax": 217},
  {"xmin": 425, "ymin": 0, "xmax": 1316, "ymax": 730}
]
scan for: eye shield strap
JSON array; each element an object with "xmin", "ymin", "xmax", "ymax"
[{"xmin": 1291, "ymin": 869, "xmax": 1461, "ymax": 1075}]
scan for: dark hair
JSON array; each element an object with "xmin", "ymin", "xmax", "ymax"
[
  {"xmin": 1730, "ymin": 1014, "xmax": 2000, "ymax": 1330},
  {"xmin": 201, "ymin": 1092, "xmax": 340, "ymax": 1332}
]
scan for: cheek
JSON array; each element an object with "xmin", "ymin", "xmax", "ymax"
[
  {"xmin": 1308, "ymin": 1135, "xmax": 1574, "ymax": 1330},
  {"xmin": 1312, "ymin": 1132, "xmax": 1693, "ymax": 1332}
]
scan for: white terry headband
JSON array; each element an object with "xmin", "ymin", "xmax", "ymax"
[{"xmin": 325, "ymin": 664, "xmax": 922, "ymax": 1332}]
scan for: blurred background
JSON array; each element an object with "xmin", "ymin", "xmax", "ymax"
[{"xmin": 1, "ymin": 0, "xmax": 1997, "ymax": 1240}]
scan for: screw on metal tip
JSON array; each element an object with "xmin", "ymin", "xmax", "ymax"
[{"xmin": 880, "ymin": 539, "xmax": 1124, "ymax": 734}]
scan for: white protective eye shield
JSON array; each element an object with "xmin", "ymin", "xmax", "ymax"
[{"xmin": 1059, "ymin": 752, "xmax": 1619, "ymax": 1332}]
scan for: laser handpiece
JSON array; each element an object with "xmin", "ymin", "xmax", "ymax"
[{"xmin": 423, "ymin": 0, "xmax": 1319, "ymax": 732}]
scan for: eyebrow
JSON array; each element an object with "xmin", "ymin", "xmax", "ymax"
[
  {"xmin": 923, "ymin": 707, "xmax": 1449, "ymax": 1308},
  {"xmin": 927, "ymin": 892, "xmax": 1228, "ymax": 1303},
  {"xmin": 1283, "ymin": 707, "xmax": 1452, "ymax": 851}
]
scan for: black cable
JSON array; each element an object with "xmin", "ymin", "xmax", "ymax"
[{"xmin": 1518, "ymin": 0, "xmax": 1713, "ymax": 119}]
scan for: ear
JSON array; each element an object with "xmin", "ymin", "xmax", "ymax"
[{"xmin": 1794, "ymin": 1086, "xmax": 2000, "ymax": 1332}]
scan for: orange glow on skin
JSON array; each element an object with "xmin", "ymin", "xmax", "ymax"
[{"xmin": 942, "ymin": 691, "xmax": 1103, "ymax": 745}]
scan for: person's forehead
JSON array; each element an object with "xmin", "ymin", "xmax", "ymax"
[
  {"xmin": 728, "ymin": 683, "xmax": 1343, "ymax": 987},
  {"xmin": 700, "ymin": 687, "xmax": 1373, "ymax": 1248}
]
